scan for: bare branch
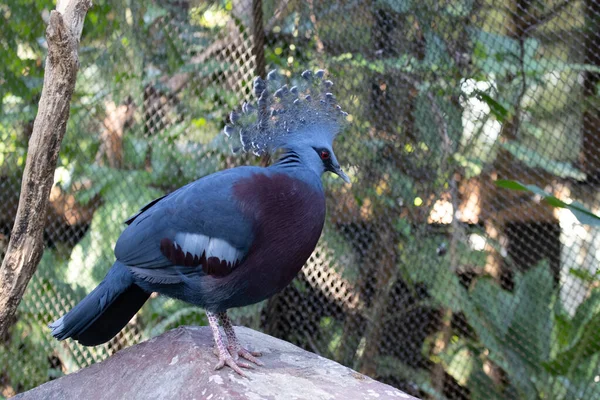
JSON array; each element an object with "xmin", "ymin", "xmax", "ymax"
[
  {"xmin": 0, "ymin": 0, "xmax": 92, "ymax": 338},
  {"xmin": 264, "ymin": 0, "xmax": 291, "ymax": 32},
  {"xmin": 252, "ymin": 0, "xmax": 266, "ymax": 78},
  {"xmin": 523, "ymin": 0, "xmax": 572, "ymax": 35}
]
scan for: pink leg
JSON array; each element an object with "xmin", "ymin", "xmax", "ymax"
[
  {"xmin": 205, "ymin": 311, "xmax": 253, "ymax": 376},
  {"xmin": 218, "ymin": 312, "xmax": 264, "ymax": 366}
]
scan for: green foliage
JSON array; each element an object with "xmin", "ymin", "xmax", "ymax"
[
  {"xmin": 496, "ymin": 180, "xmax": 600, "ymax": 226},
  {"xmin": 304, "ymin": 1, "xmax": 600, "ymax": 397},
  {"xmin": 3, "ymin": 0, "xmax": 600, "ymax": 398},
  {"xmin": 0, "ymin": 319, "xmax": 59, "ymax": 391},
  {"xmin": 144, "ymin": 304, "xmax": 208, "ymax": 338},
  {"xmin": 413, "ymin": 259, "xmax": 600, "ymax": 399},
  {"xmin": 0, "ymin": 0, "xmax": 52, "ymax": 108},
  {"xmin": 546, "ymin": 289, "xmax": 600, "ymax": 375},
  {"xmin": 419, "ymin": 177, "xmax": 600, "ymax": 398},
  {"xmin": 501, "ymin": 142, "xmax": 586, "ymax": 180},
  {"xmin": 67, "ymin": 180, "xmax": 162, "ymax": 288},
  {"xmin": 0, "ymin": 1, "xmax": 244, "ymax": 394}
]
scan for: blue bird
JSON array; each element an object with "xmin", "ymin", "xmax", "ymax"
[{"xmin": 50, "ymin": 69, "xmax": 350, "ymax": 375}]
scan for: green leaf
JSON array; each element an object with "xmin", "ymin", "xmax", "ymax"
[
  {"xmin": 503, "ymin": 346, "xmax": 544, "ymax": 399},
  {"xmin": 566, "ymin": 201, "xmax": 600, "ymax": 226},
  {"xmin": 508, "ymin": 262, "xmax": 555, "ymax": 364},
  {"xmin": 431, "ymin": 266, "xmax": 468, "ymax": 313},
  {"xmin": 568, "ymin": 268, "xmax": 599, "ymax": 283},
  {"xmin": 469, "ymin": 28, "xmax": 520, "ymax": 77},
  {"xmin": 440, "ymin": 340, "xmax": 475, "ymax": 386},
  {"xmin": 501, "ymin": 141, "xmax": 586, "ymax": 180},
  {"xmin": 523, "ymin": 38, "xmax": 540, "ymax": 66},
  {"xmin": 424, "ymin": 31, "xmax": 450, "ymax": 70},
  {"xmin": 461, "ymin": 299, "xmax": 510, "ymax": 370},
  {"xmin": 470, "ymin": 277, "xmax": 515, "ymax": 337},
  {"xmin": 495, "ymin": 179, "xmax": 528, "ymax": 191},
  {"xmin": 67, "ymin": 181, "xmax": 162, "ymax": 290},
  {"xmin": 546, "ymin": 289, "xmax": 600, "ymax": 375},
  {"xmin": 525, "ymin": 60, "xmax": 600, "ymax": 75},
  {"xmin": 144, "ymin": 306, "xmax": 207, "ymax": 338},
  {"xmin": 443, "ymin": 0, "xmax": 474, "ymax": 17},
  {"xmin": 123, "ymin": 137, "xmax": 150, "ymax": 169},
  {"xmin": 570, "ymin": 290, "xmax": 600, "ymax": 345},
  {"xmin": 474, "ymin": 90, "xmax": 509, "ymax": 122},
  {"xmin": 470, "ymin": 28, "xmax": 519, "ymax": 57},
  {"xmin": 143, "ymin": 3, "xmax": 169, "ymax": 25},
  {"xmin": 553, "ymin": 362, "xmax": 600, "ymax": 400},
  {"xmin": 462, "ymin": 264, "xmax": 557, "ymax": 398},
  {"xmin": 376, "ymin": 0, "xmax": 412, "ymax": 14},
  {"xmin": 376, "ymin": 356, "xmax": 445, "ymax": 400},
  {"xmin": 454, "ymin": 154, "xmax": 484, "ymax": 178},
  {"xmin": 553, "ymin": 310, "xmax": 573, "ymax": 359},
  {"xmin": 439, "ymin": 339, "xmax": 504, "ymax": 400},
  {"xmin": 495, "ymin": 180, "xmax": 600, "ymax": 226}
]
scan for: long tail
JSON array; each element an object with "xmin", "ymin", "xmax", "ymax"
[{"xmin": 49, "ymin": 261, "xmax": 150, "ymax": 346}]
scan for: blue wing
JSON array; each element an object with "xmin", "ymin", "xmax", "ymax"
[{"xmin": 114, "ymin": 167, "xmax": 259, "ymax": 284}]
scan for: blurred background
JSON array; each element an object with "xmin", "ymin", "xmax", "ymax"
[{"xmin": 2, "ymin": 0, "xmax": 600, "ymax": 398}]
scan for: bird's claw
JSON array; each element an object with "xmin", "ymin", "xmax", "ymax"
[
  {"xmin": 228, "ymin": 345, "xmax": 264, "ymax": 366},
  {"xmin": 214, "ymin": 354, "xmax": 254, "ymax": 377},
  {"xmin": 239, "ymin": 348, "xmax": 264, "ymax": 366}
]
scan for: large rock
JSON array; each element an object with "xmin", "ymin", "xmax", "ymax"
[{"xmin": 15, "ymin": 326, "xmax": 418, "ymax": 400}]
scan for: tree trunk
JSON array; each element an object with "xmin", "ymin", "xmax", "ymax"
[
  {"xmin": 252, "ymin": 0, "xmax": 266, "ymax": 79},
  {"xmin": 357, "ymin": 223, "xmax": 397, "ymax": 376},
  {"xmin": 0, "ymin": 0, "xmax": 92, "ymax": 338},
  {"xmin": 583, "ymin": 0, "xmax": 600, "ymax": 181}
]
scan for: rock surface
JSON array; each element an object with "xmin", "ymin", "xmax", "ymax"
[{"xmin": 15, "ymin": 326, "xmax": 419, "ymax": 400}]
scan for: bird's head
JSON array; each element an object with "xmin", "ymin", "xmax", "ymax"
[
  {"xmin": 224, "ymin": 69, "xmax": 350, "ymax": 183},
  {"xmin": 282, "ymin": 126, "xmax": 350, "ymax": 183}
]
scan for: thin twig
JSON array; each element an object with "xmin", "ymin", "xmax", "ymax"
[
  {"xmin": 252, "ymin": 0, "xmax": 266, "ymax": 78},
  {"xmin": 308, "ymin": 0, "xmax": 325, "ymax": 54},
  {"xmin": 303, "ymin": 330, "xmax": 322, "ymax": 356},
  {"xmin": 523, "ymin": 0, "xmax": 572, "ymax": 35},
  {"xmin": 264, "ymin": 0, "xmax": 291, "ymax": 33}
]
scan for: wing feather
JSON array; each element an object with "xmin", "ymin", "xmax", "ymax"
[{"xmin": 114, "ymin": 168, "xmax": 258, "ymax": 283}]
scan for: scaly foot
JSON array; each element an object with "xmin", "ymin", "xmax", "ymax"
[
  {"xmin": 219, "ymin": 311, "xmax": 264, "ymax": 367},
  {"xmin": 214, "ymin": 348, "xmax": 254, "ymax": 377},
  {"xmin": 206, "ymin": 310, "xmax": 253, "ymax": 377},
  {"xmin": 228, "ymin": 344, "xmax": 264, "ymax": 366}
]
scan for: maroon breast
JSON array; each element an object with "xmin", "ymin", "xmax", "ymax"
[{"xmin": 231, "ymin": 172, "xmax": 326, "ymax": 302}]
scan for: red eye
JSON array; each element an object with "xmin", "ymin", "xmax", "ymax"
[{"xmin": 320, "ymin": 150, "xmax": 330, "ymax": 160}]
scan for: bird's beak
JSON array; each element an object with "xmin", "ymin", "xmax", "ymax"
[
  {"xmin": 332, "ymin": 164, "xmax": 351, "ymax": 184},
  {"xmin": 328, "ymin": 151, "xmax": 351, "ymax": 183}
]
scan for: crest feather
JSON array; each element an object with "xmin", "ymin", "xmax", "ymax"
[{"xmin": 223, "ymin": 69, "xmax": 348, "ymax": 156}]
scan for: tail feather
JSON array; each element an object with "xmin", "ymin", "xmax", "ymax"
[{"xmin": 50, "ymin": 261, "xmax": 150, "ymax": 346}]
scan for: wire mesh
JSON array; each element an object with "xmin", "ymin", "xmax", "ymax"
[{"xmin": 2, "ymin": 0, "xmax": 600, "ymax": 399}]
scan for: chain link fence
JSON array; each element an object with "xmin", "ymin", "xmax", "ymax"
[{"xmin": 2, "ymin": 0, "xmax": 600, "ymax": 398}]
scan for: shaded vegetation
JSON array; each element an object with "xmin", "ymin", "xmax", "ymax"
[{"xmin": 2, "ymin": 1, "xmax": 600, "ymax": 399}]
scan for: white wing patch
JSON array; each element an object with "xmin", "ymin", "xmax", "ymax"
[
  {"xmin": 175, "ymin": 232, "xmax": 210, "ymax": 255},
  {"xmin": 173, "ymin": 232, "xmax": 243, "ymax": 265},
  {"xmin": 207, "ymin": 237, "xmax": 243, "ymax": 264}
]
